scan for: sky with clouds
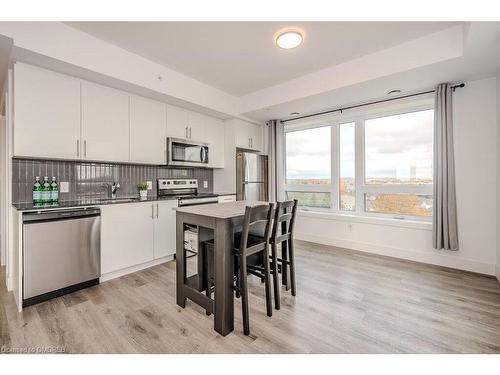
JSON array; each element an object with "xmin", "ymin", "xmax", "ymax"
[{"xmin": 286, "ymin": 109, "xmax": 433, "ymax": 182}]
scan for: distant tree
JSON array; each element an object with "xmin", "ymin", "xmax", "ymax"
[{"xmin": 370, "ymin": 194, "xmax": 429, "ymax": 216}]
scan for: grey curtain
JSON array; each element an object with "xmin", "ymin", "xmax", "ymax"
[
  {"xmin": 266, "ymin": 120, "xmax": 285, "ymax": 202},
  {"xmin": 433, "ymin": 83, "xmax": 459, "ymax": 250}
]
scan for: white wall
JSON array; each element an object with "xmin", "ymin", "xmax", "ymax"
[
  {"xmin": 0, "ymin": 22, "xmax": 240, "ymax": 118},
  {"xmin": 497, "ymin": 71, "xmax": 500, "ymax": 281},
  {"xmin": 0, "ymin": 114, "xmax": 4, "ymax": 266},
  {"xmin": 295, "ymin": 77, "xmax": 498, "ymax": 275}
]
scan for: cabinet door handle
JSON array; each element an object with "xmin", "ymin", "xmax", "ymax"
[
  {"xmin": 185, "ymin": 126, "xmax": 188, "ymax": 138},
  {"xmin": 84, "ymin": 140, "xmax": 87, "ymax": 157},
  {"xmin": 189, "ymin": 127, "xmax": 192, "ymax": 139},
  {"xmin": 250, "ymin": 138, "xmax": 253, "ymax": 148},
  {"xmin": 156, "ymin": 204, "xmax": 159, "ymax": 218},
  {"xmin": 77, "ymin": 140, "xmax": 80, "ymax": 157},
  {"xmin": 152, "ymin": 204, "xmax": 154, "ymax": 219}
]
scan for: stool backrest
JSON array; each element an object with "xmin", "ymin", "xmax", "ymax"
[
  {"xmin": 239, "ymin": 203, "xmax": 275, "ymax": 256},
  {"xmin": 271, "ymin": 199, "xmax": 298, "ymax": 244}
]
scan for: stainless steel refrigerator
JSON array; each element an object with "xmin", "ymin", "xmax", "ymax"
[{"xmin": 236, "ymin": 152, "xmax": 268, "ymax": 201}]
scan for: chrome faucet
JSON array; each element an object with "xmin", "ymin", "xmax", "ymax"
[
  {"xmin": 111, "ymin": 182, "xmax": 120, "ymax": 199},
  {"xmin": 103, "ymin": 182, "xmax": 120, "ymax": 199}
]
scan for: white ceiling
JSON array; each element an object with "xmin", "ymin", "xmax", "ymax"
[
  {"xmin": 66, "ymin": 22, "xmax": 459, "ymax": 96},
  {"xmin": 244, "ymin": 22, "xmax": 500, "ymax": 122}
]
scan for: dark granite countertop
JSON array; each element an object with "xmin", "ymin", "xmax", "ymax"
[
  {"xmin": 12, "ymin": 192, "xmax": 237, "ymax": 212},
  {"xmin": 12, "ymin": 195, "xmax": 179, "ymax": 212}
]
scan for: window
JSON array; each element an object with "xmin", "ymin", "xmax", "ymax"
[
  {"xmin": 364, "ymin": 110, "xmax": 433, "ymax": 185},
  {"xmin": 283, "ymin": 105, "xmax": 434, "ymax": 220},
  {"xmin": 365, "ymin": 194, "xmax": 433, "ymax": 217},
  {"xmin": 362, "ymin": 109, "xmax": 433, "ymax": 218},
  {"xmin": 285, "ymin": 126, "xmax": 332, "ymax": 209},
  {"xmin": 286, "ymin": 191, "xmax": 331, "ymax": 209},
  {"xmin": 285, "ymin": 126, "xmax": 331, "ymax": 185}
]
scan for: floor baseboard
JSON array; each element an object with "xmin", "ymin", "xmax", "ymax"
[
  {"xmin": 296, "ymin": 232, "xmax": 496, "ymax": 276},
  {"xmin": 100, "ymin": 255, "xmax": 175, "ymax": 283}
]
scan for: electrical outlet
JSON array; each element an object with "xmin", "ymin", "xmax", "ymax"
[
  {"xmin": 60, "ymin": 181, "xmax": 69, "ymax": 193},
  {"xmin": 147, "ymin": 181, "xmax": 153, "ymax": 190},
  {"xmin": 203, "ymin": 180, "xmax": 208, "ymax": 189}
]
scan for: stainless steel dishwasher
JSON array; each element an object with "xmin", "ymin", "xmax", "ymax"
[{"xmin": 23, "ymin": 207, "xmax": 101, "ymax": 307}]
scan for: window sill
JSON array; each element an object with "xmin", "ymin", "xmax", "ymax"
[{"xmin": 296, "ymin": 209, "xmax": 432, "ymax": 230}]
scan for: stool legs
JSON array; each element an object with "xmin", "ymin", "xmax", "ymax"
[
  {"xmin": 270, "ymin": 243, "xmax": 281, "ymax": 310},
  {"xmin": 281, "ymin": 241, "xmax": 290, "ymax": 291},
  {"xmin": 263, "ymin": 245, "xmax": 273, "ymax": 318},
  {"xmin": 288, "ymin": 239, "xmax": 297, "ymax": 297}
]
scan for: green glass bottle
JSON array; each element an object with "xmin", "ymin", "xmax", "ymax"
[
  {"xmin": 42, "ymin": 176, "xmax": 51, "ymax": 205},
  {"xmin": 33, "ymin": 176, "xmax": 42, "ymax": 206},
  {"xmin": 50, "ymin": 176, "xmax": 59, "ymax": 204}
]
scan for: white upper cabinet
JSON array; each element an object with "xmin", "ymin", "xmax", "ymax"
[
  {"xmin": 166, "ymin": 104, "xmax": 206, "ymax": 142},
  {"xmin": 81, "ymin": 82, "xmax": 130, "ymax": 162},
  {"xmin": 187, "ymin": 111, "xmax": 206, "ymax": 142},
  {"xmin": 130, "ymin": 95, "xmax": 167, "ymax": 164},
  {"xmin": 14, "ymin": 63, "xmax": 81, "ymax": 159},
  {"xmin": 13, "ymin": 63, "xmax": 227, "ymax": 166},
  {"xmin": 205, "ymin": 116, "xmax": 225, "ymax": 168},
  {"xmin": 234, "ymin": 119, "xmax": 262, "ymax": 152},
  {"xmin": 166, "ymin": 104, "xmax": 189, "ymax": 139}
]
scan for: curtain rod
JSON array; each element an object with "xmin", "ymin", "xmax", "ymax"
[{"xmin": 282, "ymin": 83, "xmax": 465, "ymax": 123}]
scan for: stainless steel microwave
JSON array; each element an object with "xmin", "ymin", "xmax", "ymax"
[{"xmin": 167, "ymin": 137, "xmax": 209, "ymax": 167}]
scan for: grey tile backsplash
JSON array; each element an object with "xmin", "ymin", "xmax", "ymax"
[{"xmin": 12, "ymin": 158, "xmax": 214, "ymax": 204}]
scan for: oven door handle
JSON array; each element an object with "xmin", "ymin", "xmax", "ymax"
[{"xmin": 179, "ymin": 197, "xmax": 218, "ymax": 206}]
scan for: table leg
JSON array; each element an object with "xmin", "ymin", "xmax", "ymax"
[
  {"xmin": 176, "ymin": 213, "xmax": 186, "ymax": 308},
  {"xmin": 213, "ymin": 218, "xmax": 234, "ymax": 336}
]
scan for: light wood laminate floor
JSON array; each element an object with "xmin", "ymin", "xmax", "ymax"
[{"xmin": 1, "ymin": 240, "xmax": 500, "ymax": 353}]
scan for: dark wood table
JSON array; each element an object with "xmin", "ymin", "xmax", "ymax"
[{"xmin": 175, "ymin": 200, "xmax": 269, "ymax": 336}]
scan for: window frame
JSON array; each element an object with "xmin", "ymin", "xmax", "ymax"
[{"xmin": 283, "ymin": 101, "xmax": 434, "ymax": 221}]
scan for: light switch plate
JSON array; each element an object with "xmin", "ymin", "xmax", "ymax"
[
  {"xmin": 147, "ymin": 181, "xmax": 153, "ymax": 190},
  {"xmin": 60, "ymin": 181, "xmax": 69, "ymax": 193},
  {"xmin": 203, "ymin": 181, "xmax": 208, "ymax": 188}
]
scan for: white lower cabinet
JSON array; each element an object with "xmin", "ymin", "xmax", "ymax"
[
  {"xmin": 100, "ymin": 201, "xmax": 177, "ymax": 276},
  {"xmin": 153, "ymin": 200, "xmax": 178, "ymax": 259},
  {"xmin": 100, "ymin": 202, "xmax": 155, "ymax": 274}
]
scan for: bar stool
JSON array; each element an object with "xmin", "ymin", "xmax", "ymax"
[
  {"xmin": 249, "ymin": 199, "xmax": 298, "ymax": 310},
  {"xmin": 270, "ymin": 199, "xmax": 298, "ymax": 309},
  {"xmin": 202, "ymin": 203, "xmax": 275, "ymax": 336}
]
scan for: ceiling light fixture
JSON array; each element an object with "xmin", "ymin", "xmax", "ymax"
[{"xmin": 276, "ymin": 31, "xmax": 303, "ymax": 49}]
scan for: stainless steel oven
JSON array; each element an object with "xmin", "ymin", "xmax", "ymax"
[{"xmin": 167, "ymin": 137, "xmax": 209, "ymax": 167}]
